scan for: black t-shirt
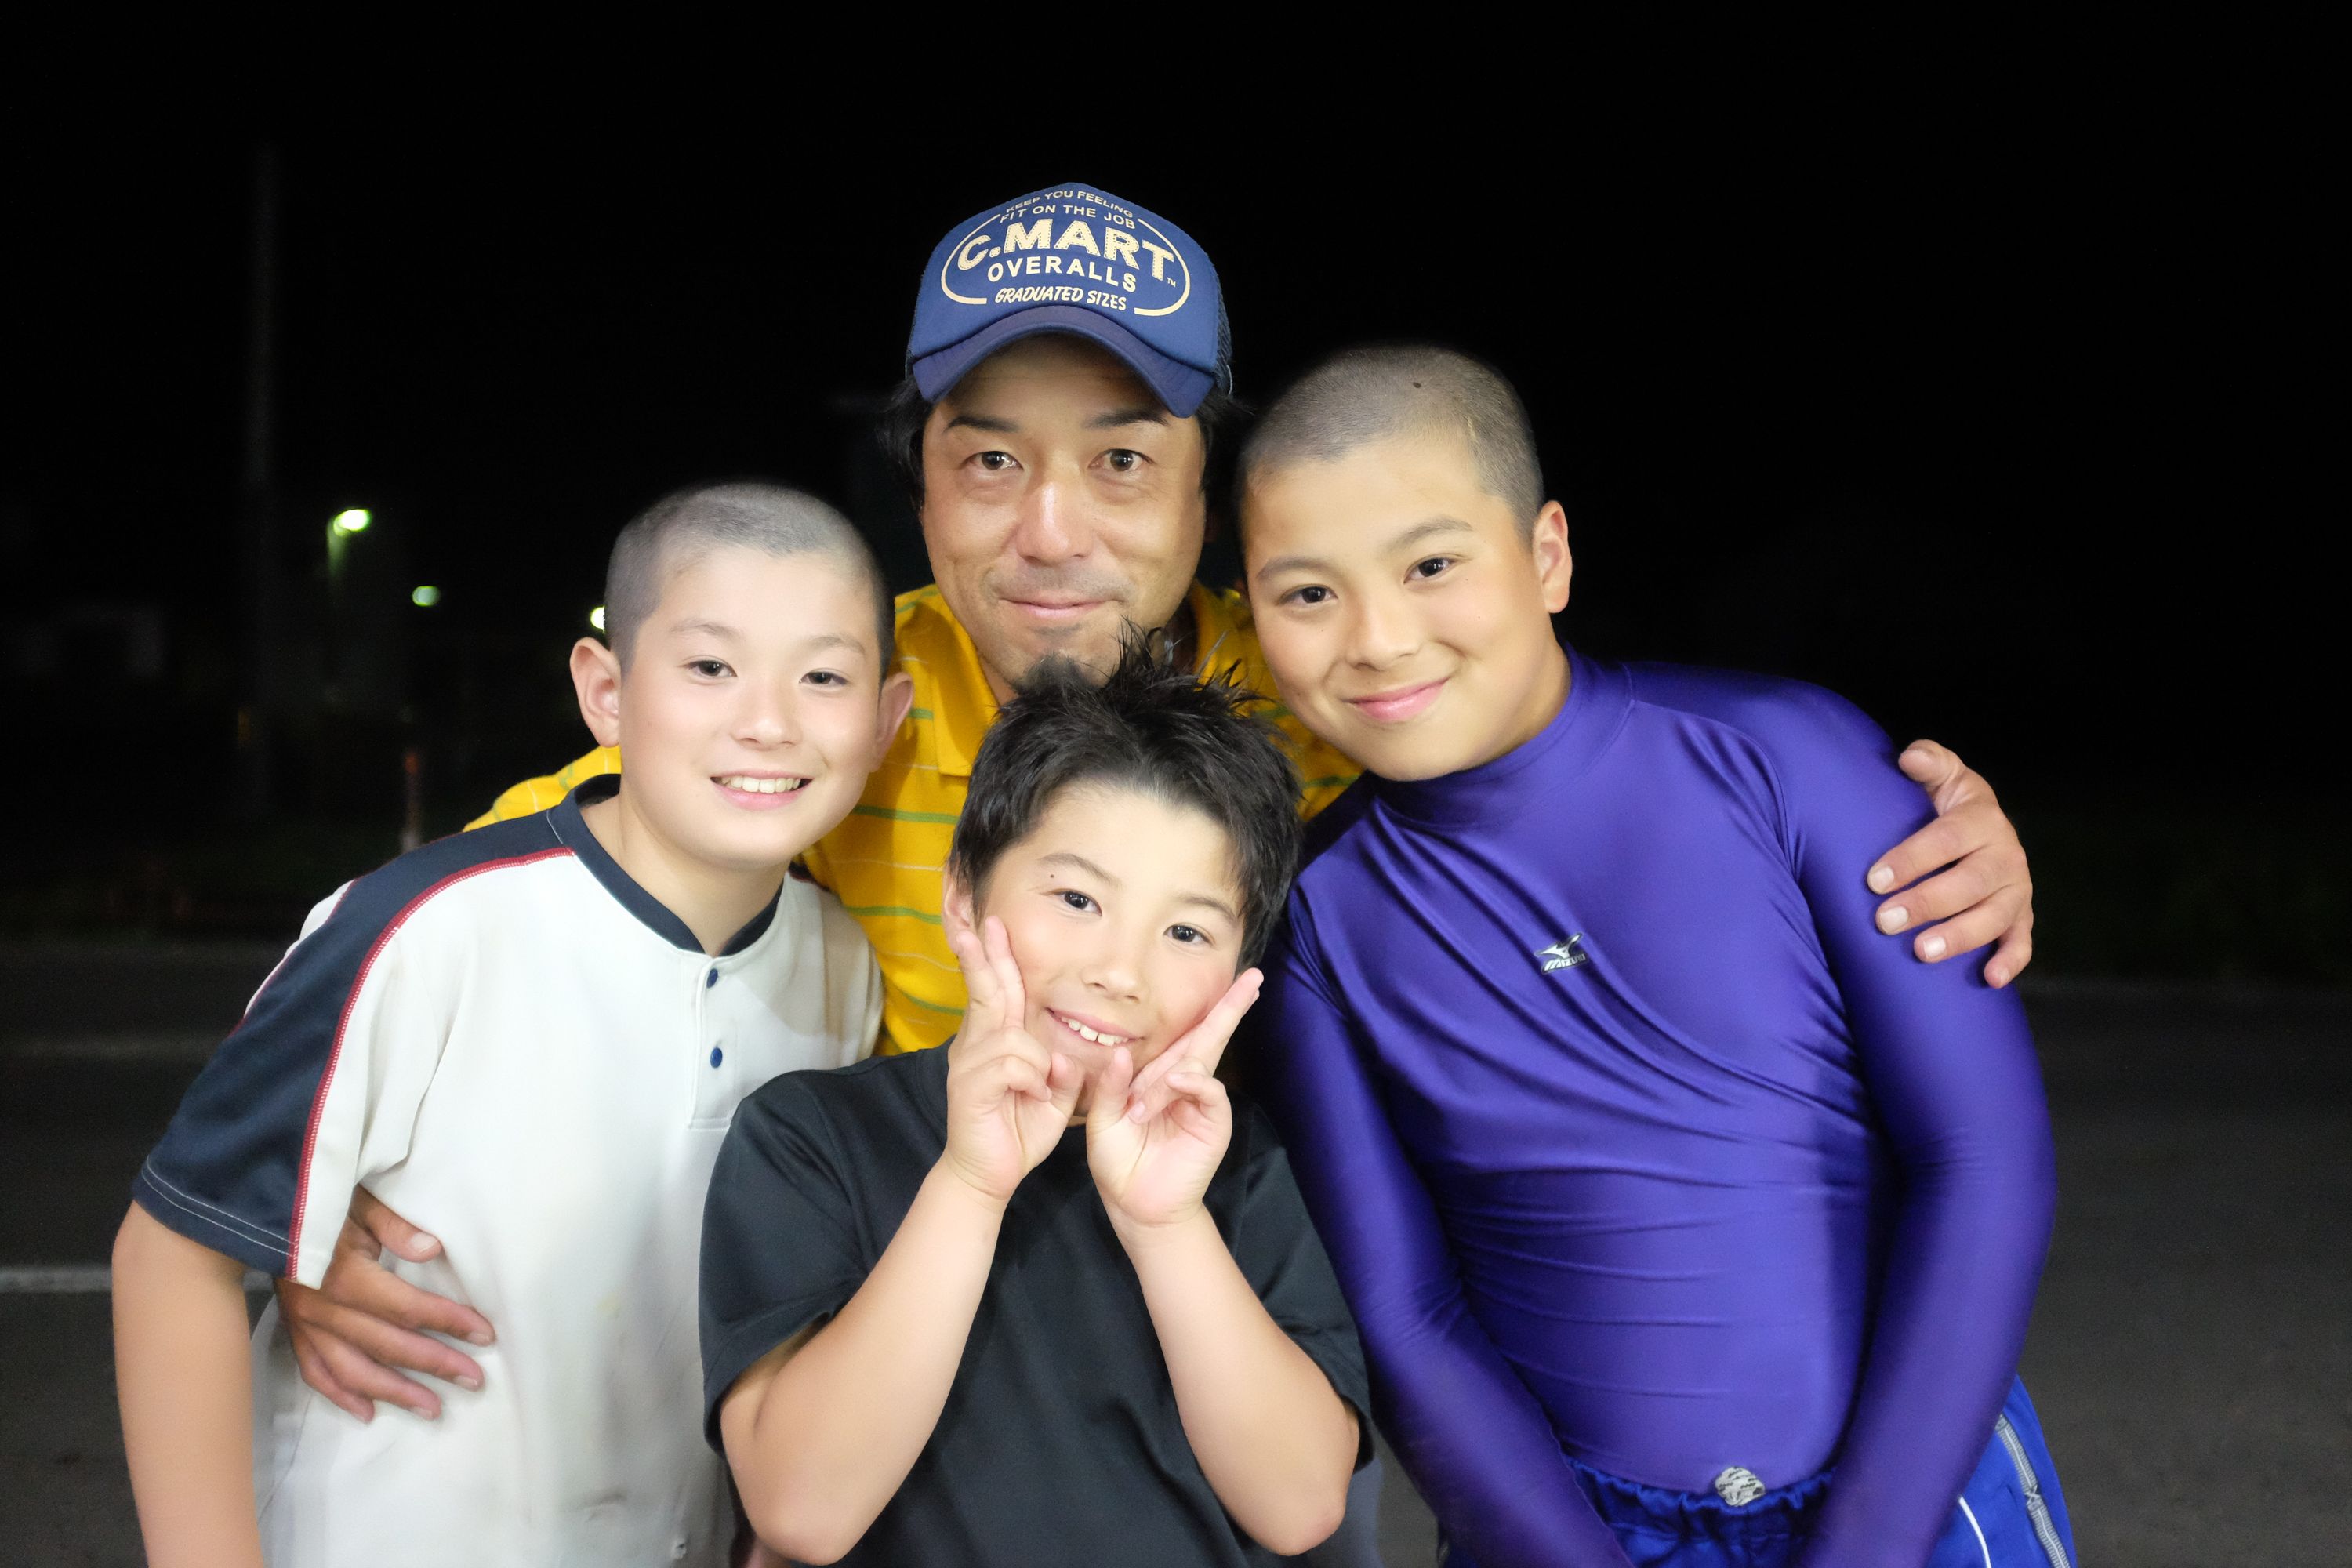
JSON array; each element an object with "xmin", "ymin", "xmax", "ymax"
[{"xmin": 699, "ymin": 1046, "xmax": 1371, "ymax": 1567}]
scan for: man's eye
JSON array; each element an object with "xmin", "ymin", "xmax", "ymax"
[
  {"xmin": 1168, "ymin": 924, "xmax": 1209, "ymax": 946},
  {"xmin": 974, "ymin": 451, "xmax": 1018, "ymax": 472},
  {"xmin": 688, "ymin": 659, "xmax": 731, "ymax": 678},
  {"xmin": 1102, "ymin": 448, "xmax": 1145, "ymax": 474},
  {"xmin": 1410, "ymin": 556, "xmax": 1456, "ymax": 580},
  {"xmin": 1282, "ymin": 584, "xmax": 1334, "ymax": 608},
  {"xmin": 804, "ymin": 670, "xmax": 848, "ymax": 688},
  {"xmin": 1058, "ymin": 890, "xmax": 1098, "ymax": 913}
]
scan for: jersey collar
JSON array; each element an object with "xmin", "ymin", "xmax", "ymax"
[
  {"xmin": 549, "ymin": 778, "xmax": 782, "ymax": 956},
  {"xmin": 1371, "ymin": 644, "xmax": 1631, "ymax": 829}
]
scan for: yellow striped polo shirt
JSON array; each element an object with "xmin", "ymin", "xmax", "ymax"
[{"xmin": 468, "ymin": 582, "xmax": 1359, "ymax": 1053}]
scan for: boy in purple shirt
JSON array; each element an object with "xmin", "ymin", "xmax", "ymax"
[{"xmin": 1230, "ymin": 347, "xmax": 2074, "ymax": 1568}]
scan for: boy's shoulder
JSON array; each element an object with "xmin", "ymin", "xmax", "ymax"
[
  {"xmin": 295, "ymin": 810, "xmax": 575, "ymax": 964},
  {"xmin": 1616, "ymin": 658, "xmax": 1889, "ymax": 760},
  {"xmin": 727, "ymin": 1047, "xmax": 948, "ymax": 1171}
]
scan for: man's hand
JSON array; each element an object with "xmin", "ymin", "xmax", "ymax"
[
  {"xmin": 940, "ymin": 910, "xmax": 1080, "ymax": 1204},
  {"xmin": 276, "ymin": 1190, "xmax": 495, "ymax": 1421},
  {"xmin": 1868, "ymin": 740, "xmax": 2035, "ymax": 987},
  {"xmin": 1087, "ymin": 1044, "xmax": 1234, "ymax": 1241}
]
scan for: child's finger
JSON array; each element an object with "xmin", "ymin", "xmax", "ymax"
[
  {"xmin": 1131, "ymin": 973, "xmax": 1258, "ymax": 1112},
  {"xmin": 1090, "ymin": 1045, "xmax": 1138, "ymax": 1127},
  {"xmin": 1131, "ymin": 969, "xmax": 1254, "ymax": 1118},
  {"xmin": 1165, "ymin": 1070, "xmax": 1230, "ymax": 1139},
  {"xmin": 981, "ymin": 916, "xmax": 1027, "ymax": 1026},
  {"xmin": 1167, "ymin": 969, "xmax": 1263, "ymax": 1073},
  {"xmin": 1127, "ymin": 1054, "xmax": 1207, "ymax": 1124},
  {"xmin": 989, "ymin": 1052, "xmax": 1048, "ymax": 1104},
  {"xmin": 1045, "ymin": 1051, "xmax": 1083, "ymax": 1117},
  {"xmin": 946, "ymin": 925, "xmax": 1003, "ymax": 1035}
]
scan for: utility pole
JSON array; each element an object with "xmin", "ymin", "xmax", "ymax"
[{"xmin": 235, "ymin": 145, "xmax": 281, "ymax": 820}]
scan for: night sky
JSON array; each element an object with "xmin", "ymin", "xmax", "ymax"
[{"xmin": 8, "ymin": 109, "xmax": 2324, "ymax": 849}]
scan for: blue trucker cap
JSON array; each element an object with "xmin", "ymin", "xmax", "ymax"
[{"xmin": 906, "ymin": 183, "xmax": 1229, "ymax": 417}]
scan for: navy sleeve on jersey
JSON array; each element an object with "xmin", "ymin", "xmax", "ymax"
[{"xmin": 132, "ymin": 817, "xmax": 557, "ymax": 1280}]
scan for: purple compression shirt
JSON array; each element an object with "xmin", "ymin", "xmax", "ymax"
[{"xmin": 1256, "ymin": 648, "xmax": 2056, "ymax": 1568}]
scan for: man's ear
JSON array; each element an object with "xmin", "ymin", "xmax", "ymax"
[
  {"xmin": 873, "ymin": 670, "xmax": 916, "ymax": 761},
  {"xmin": 570, "ymin": 637, "xmax": 624, "ymax": 748},
  {"xmin": 1530, "ymin": 501, "xmax": 1573, "ymax": 614}
]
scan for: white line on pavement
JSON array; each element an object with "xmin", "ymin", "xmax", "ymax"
[{"xmin": 0, "ymin": 1264, "xmax": 270, "ymax": 1294}]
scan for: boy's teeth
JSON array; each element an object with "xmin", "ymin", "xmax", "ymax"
[
  {"xmin": 721, "ymin": 775, "xmax": 806, "ymax": 794},
  {"xmin": 1057, "ymin": 1014, "xmax": 1126, "ymax": 1046}
]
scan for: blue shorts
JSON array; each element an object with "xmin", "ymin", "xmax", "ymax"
[{"xmin": 1448, "ymin": 1379, "xmax": 2075, "ymax": 1568}]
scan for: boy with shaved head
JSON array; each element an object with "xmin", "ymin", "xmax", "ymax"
[
  {"xmin": 1243, "ymin": 347, "xmax": 2076, "ymax": 1567},
  {"xmin": 113, "ymin": 483, "xmax": 910, "ymax": 1568}
]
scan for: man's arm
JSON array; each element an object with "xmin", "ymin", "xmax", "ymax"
[
  {"xmin": 274, "ymin": 1191, "xmax": 496, "ymax": 1420},
  {"xmin": 463, "ymin": 746, "xmax": 619, "ymax": 829},
  {"xmin": 1254, "ymin": 942, "xmax": 1635, "ymax": 1568},
  {"xmin": 1781, "ymin": 702, "xmax": 2059, "ymax": 1566},
  {"xmin": 1872, "ymin": 741, "xmax": 2035, "ymax": 985},
  {"xmin": 112, "ymin": 1203, "xmax": 264, "ymax": 1568}
]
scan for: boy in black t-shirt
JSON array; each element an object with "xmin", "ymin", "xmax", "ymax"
[{"xmin": 700, "ymin": 644, "xmax": 1368, "ymax": 1567}]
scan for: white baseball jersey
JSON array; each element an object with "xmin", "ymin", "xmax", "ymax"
[{"xmin": 135, "ymin": 780, "xmax": 881, "ymax": 1566}]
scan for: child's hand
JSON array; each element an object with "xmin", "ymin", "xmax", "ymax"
[
  {"xmin": 1087, "ymin": 1043, "xmax": 1233, "ymax": 1240},
  {"xmin": 1122, "ymin": 968, "xmax": 1262, "ymax": 1125},
  {"xmin": 940, "ymin": 911, "xmax": 1081, "ymax": 1205}
]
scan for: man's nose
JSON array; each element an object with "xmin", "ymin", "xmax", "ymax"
[{"xmin": 1008, "ymin": 474, "xmax": 1093, "ymax": 564}]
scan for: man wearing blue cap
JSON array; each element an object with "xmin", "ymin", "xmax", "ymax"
[{"xmin": 271, "ymin": 182, "xmax": 2044, "ymax": 1559}]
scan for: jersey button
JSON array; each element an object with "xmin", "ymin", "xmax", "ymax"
[
  {"xmin": 710, "ymin": 1045, "xmax": 724, "ymax": 1068},
  {"xmin": 705, "ymin": 967, "xmax": 719, "ymax": 989}
]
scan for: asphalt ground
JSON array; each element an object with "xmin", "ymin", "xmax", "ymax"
[{"xmin": 2, "ymin": 944, "xmax": 2346, "ymax": 1565}]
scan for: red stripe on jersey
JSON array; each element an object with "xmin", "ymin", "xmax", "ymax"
[{"xmin": 288, "ymin": 847, "xmax": 575, "ymax": 1279}]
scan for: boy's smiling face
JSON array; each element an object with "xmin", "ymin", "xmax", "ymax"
[
  {"xmin": 963, "ymin": 782, "xmax": 1243, "ymax": 1091},
  {"xmin": 1244, "ymin": 430, "xmax": 1573, "ymax": 782},
  {"xmin": 579, "ymin": 545, "xmax": 912, "ymax": 875}
]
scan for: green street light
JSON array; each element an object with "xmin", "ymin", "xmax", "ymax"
[
  {"xmin": 590, "ymin": 605, "xmax": 607, "ymax": 632},
  {"xmin": 332, "ymin": 508, "xmax": 372, "ymax": 535},
  {"xmin": 412, "ymin": 586, "xmax": 441, "ymax": 608}
]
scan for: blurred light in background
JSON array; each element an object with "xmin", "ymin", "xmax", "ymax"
[
  {"xmin": 411, "ymin": 585, "xmax": 441, "ymax": 607},
  {"xmin": 590, "ymin": 605, "xmax": 606, "ymax": 632},
  {"xmin": 331, "ymin": 508, "xmax": 372, "ymax": 535}
]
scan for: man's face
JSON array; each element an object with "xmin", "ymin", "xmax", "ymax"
[
  {"xmin": 966, "ymin": 782, "xmax": 1243, "ymax": 1094},
  {"xmin": 585, "ymin": 546, "xmax": 912, "ymax": 872},
  {"xmin": 920, "ymin": 336, "xmax": 1207, "ymax": 701},
  {"xmin": 1243, "ymin": 431, "xmax": 1573, "ymax": 782}
]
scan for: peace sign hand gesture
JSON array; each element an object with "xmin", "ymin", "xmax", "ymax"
[
  {"xmin": 940, "ymin": 908, "xmax": 1082, "ymax": 1207},
  {"xmin": 1085, "ymin": 968, "xmax": 1262, "ymax": 1240}
]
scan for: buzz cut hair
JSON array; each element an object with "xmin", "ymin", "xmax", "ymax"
[
  {"xmin": 947, "ymin": 636, "xmax": 1301, "ymax": 969},
  {"xmin": 1240, "ymin": 344, "xmax": 1546, "ymax": 532},
  {"xmin": 603, "ymin": 481, "xmax": 894, "ymax": 670}
]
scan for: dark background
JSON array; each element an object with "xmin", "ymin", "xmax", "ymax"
[
  {"xmin": 5, "ymin": 103, "xmax": 2336, "ymax": 978},
  {"xmin": 3, "ymin": 86, "xmax": 2347, "ymax": 1568}
]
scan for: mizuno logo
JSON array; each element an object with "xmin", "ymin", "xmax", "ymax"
[{"xmin": 1536, "ymin": 935, "xmax": 1588, "ymax": 974}]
